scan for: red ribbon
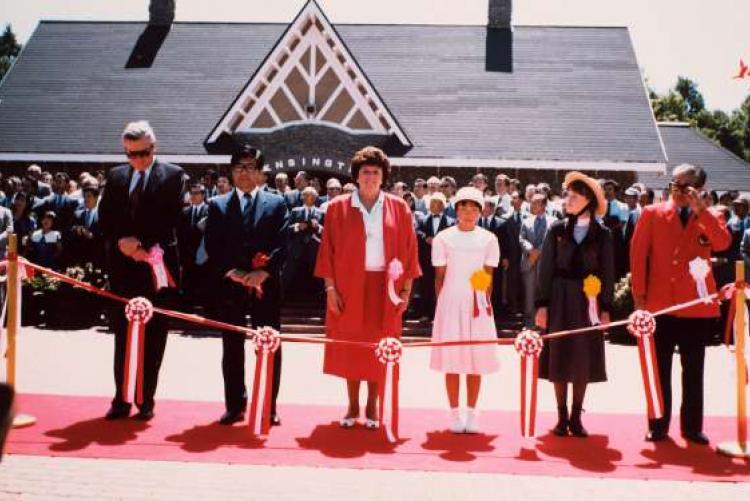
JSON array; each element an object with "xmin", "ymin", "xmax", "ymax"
[
  {"xmin": 721, "ymin": 281, "xmax": 749, "ymax": 346},
  {"xmin": 248, "ymin": 327, "xmax": 281, "ymax": 436}
]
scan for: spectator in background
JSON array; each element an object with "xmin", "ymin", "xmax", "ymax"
[
  {"xmin": 320, "ymin": 177, "xmax": 342, "ymax": 213},
  {"xmin": 34, "ymin": 172, "xmax": 81, "ymax": 244},
  {"xmin": 413, "ymin": 178, "xmax": 428, "ymax": 214},
  {"xmin": 391, "ymin": 181, "xmax": 408, "ymax": 198},
  {"xmin": 284, "ymin": 171, "xmax": 311, "ymax": 209},
  {"xmin": 12, "ymin": 192, "xmax": 36, "ymax": 254},
  {"xmin": 202, "ymin": 169, "xmax": 219, "ymax": 199},
  {"xmin": 311, "ymin": 177, "xmax": 323, "ymax": 197},
  {"xmin": 440, "ymin": 176, "xmax": 458, "ymax": 218},
  {"xmin": 27, "ymin": 211, "xmax": 62, "ymax": 270},
  {"xmin": 274, "ymin": 172, "xmax": 290, "ymax": 194},
  {"xmin": 601, "ymin": 179, "xmax": 629, "ymax": 280},
  {"xmin": 519, "ymin": 193, "xmax": 555, "ymax": 327},
  {"xmin": 342, "ymin": 183, "xmax": 356, "ymax": 195},
  {"xmin": 284, "ymin": 186, "xmax": 324, "ymax": 301},
  {"xmin": 492, "ymin": 174, "xmax": 512, "ymax": 217},
  {"xmin": 727, "ymin": 197, "xmax": 750, "ymax": 262},
  {"xmin": 742, "ymin": 226, "xmax": 750, "ymax": 281},
  {"xmin": 719, "ymin": 190, "xmax": 739, "ymax": 207},
  {"xmin": 259, "ymin": 166, "xmax": 279, "ymax": 194},
  {"xmin": 479, "ymin": 196, "xmax": 509, "ymax": 319},
  {"xmin": 502, "ymin": 191, "xmax": 524, "ymax": 314},
  {"xmin": 639, "ymin": 188, "xmax": 655, "ymax": 208},
  {"xmin": 178, "ymin": 183, "xmax": 209, "ymax": 309},
  {"xmin": 471, "ymin": 173, "xmax": 488, "ymax": 194},
  {"xmin": 521, "ymin": 183, "xmax": 537, "ymax": 215},
  {"xmin": 27, "ymin": 164, "xmax": 52, "ymax": 198},
  {"xmin": 216, "ymin": 173, "xmax": 232, "ymax": 196},
  {"xmin": 69, "ymin": 185, "xmax": 103, "ymax": 268},
  {"xmin": 416, "ymin": 192, "xmax": 454, "ymax": 319},
  {"xmin": 0, "ymin": 202, "xmax": 13, "ymax": 260},
  {"xmin": 426, "ymin": 176, "xmax": 441, "ymax": 197}
]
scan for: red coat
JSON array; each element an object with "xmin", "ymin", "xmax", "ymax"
[
  {"xmin": 630, "ymin": 200, "xmax": 730, "ymax": 317},
  {"xmin": 315, "ymin": 193, "xmax": 421, "ymax": 335}
]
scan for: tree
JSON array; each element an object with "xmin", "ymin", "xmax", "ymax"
[
  {"xmin": 0, "ymin": 24, "xmax": 22, "ymax": 82},
  {"xmin": 651, "ymin": 77, "xmax": 750, "ymax": 163}
]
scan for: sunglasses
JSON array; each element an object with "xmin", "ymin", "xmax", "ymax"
[{"xmin": 125, "ymin": 146, "xmax": 153, "ymax": 159}]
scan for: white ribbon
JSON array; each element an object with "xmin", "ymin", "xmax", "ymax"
[
  {"xmin": 253, "ymin": 347, "xmax": 269, "ymax": 436},
  {"xmin": 476, "ymin": 290, "xmax": 490, "ymax": 316},
  {"xmin": 688, "ymin": 257, "xmax": 711, "ymax": 303},
  {"xmin": 587, "ymin": 297, "xmax": 600, "ymax": 326},
  {"xmin": 387, "ymin": 259, "xmax": 405, "ymax": 306},
  {"xmin": 382, "ymin": 361, "xmax": 396, "ymax": 443},
  {"xmin": 146, "ymin": 244, "xmax": 171, "ymax": 290},
  {"xmin": 124, "ymin": 320, "xmax": 142, "ymax": 404}
]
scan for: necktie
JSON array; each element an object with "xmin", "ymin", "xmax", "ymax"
[
  {"xmin": 515, "ymin": 212, "xmax": 521, "ymax": 224},
  {"xmin": 84, "ymin": 209, "xmax": 91, "ymax": 228},
  {"xmin": 534, "ymin": 216, "xmax": 544, "ymax": 244},
  {"xmin": 679, "ymin": 207, "xmax": 690, "ymax": 227},
  {"xmin": 129, "ymin": 171, "xmax": 145, "ymax": 220},
  {"xmin": 243, "ymin": 193, "xmax": 253, "ymax": 218}
]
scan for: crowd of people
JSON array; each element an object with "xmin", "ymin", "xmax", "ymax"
[{"xmin": 3, "ymin": 119, "xmax": 748, "ymax": 445}]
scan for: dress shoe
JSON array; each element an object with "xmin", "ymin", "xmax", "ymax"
[
  {"xmin": 682, "ymin": 431, "xmax": 709, "ymax": 445},
  {"xmin": 104, "ymin": 405, "xmax": 131, "ymax": 420},
  {"xmin": 134, "ymin": 408, "xmax": 154, "ymax": 421},
  {"xmin": 339, "ymin": 417, "xmax": 357, "ymax": 428},
  {"xmin": 464, "ymin": 409, "xmax": 480, "ymax": 434},
  {"xmin": 569, "ymin": 406, "xmax": 588, "ymax": 438},
  {"xmin": 364, "ymin": 418, "xmax": 380, "ymax": 430},
  {"xmin": 645, "ymin": 430, "xmax": 668, "ymax": 442},
  {"xmin": 552, "ymin": 406, "xmax": 569, "ymax": 437},
  {"xmin": 271, "ymin": 414, "xmax": 281, "ymax": 426},
  {"xmin": 219, "ymin": 410, "xmax": 245, "ymax": 425}
]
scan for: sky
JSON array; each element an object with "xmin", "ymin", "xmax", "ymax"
[{"xmin": 2, "ymin": 0, "xmax": 749, "ymax": 111}]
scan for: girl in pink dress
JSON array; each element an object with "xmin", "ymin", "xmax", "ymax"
[{"xmin": 430, "ymin": 187, "xmax": 500, "ymax": 433}]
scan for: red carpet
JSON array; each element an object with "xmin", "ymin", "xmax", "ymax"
[{"xmin": 7, "ymin": 393, "xmax": 749, "ymax": 482}]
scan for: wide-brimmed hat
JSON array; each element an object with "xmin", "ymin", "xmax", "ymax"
[
  {"xmin": 563, "ymin": 171, "xmax": 607, "ymax": 217},
  {"xmin": 453, "ymin": 186, "xmax": 484, "ymax": 209}
]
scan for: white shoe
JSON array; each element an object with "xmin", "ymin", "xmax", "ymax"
[
  {"xmin": 465, "ymin": 409, "xmax": 480, "ymax": 434},
  {"xmin": 339, "ymin": 417, "xmax": 356, "ymax": 428},
  {"xmin": 449, "ymin": 409, "xmax": 464, "ymax": 433}
]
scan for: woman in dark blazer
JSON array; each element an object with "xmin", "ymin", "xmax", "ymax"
[{"xmin": 535, "ymin": 171, "xmax": 615, "ymax": 437}]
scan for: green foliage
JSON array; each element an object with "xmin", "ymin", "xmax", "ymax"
[
  {"xmin": 0, "ymin": 24, "xmax": 21, "ymax": 81},
  {"xmin": 651, "ymin": 76, "xmax": 750, "ymax": 163}
]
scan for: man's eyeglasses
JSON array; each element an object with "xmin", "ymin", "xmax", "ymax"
[
  {"xmin": 668, "ymin": 181, "xmax": 695, "ymax": 194},
  {"xmin": 125, "ymin": 146, "xmax": 153, "ymax": 159},
  {"xmin": 232, "ymin": 162, "xmax": 259, "ymax": 173}
]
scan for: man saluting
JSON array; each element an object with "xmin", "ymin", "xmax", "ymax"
[{"xmin": 630, "ymin": 163, "xmax": 730, "ymax": 444}]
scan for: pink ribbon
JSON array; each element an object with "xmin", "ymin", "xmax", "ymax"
[
  {"xmin": 145, "ymin": 244, "xmax": 176, "ymax": 291},
  {"xmin": 627, "ymin": 310, "xmax": 664, "ymax": 420},
  {"xmin": 387, "ymin": 259, "xmax": 404, "ymax": 306}
]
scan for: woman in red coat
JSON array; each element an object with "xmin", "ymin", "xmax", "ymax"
[{"xmin": 315, "ymin": 147, "xmax": 421, "ymax": 429}]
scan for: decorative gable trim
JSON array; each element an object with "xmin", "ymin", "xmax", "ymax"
[{"xmin": 207, "ymin": 0, "xmax": 410, "ymax": 147}]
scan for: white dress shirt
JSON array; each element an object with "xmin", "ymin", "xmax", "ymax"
[
  {"xmin": 235, "ymin": 186, "xmax": 259, "ymax": 213},
  {"xmin": 351, "ymin": 189, "xmax": 386, "ymax": 271},
  {"xmin": 128, "ymin": 160, "xmax": 155, "ymax": 194}
]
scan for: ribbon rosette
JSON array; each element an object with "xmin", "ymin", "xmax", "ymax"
[
  {"xmin": 582, "ymin": 275, "xmax": 601, "ymax": 326},
  {"xmin": 376, "ymin": 337, "xmax": 403, "ymax": 443},
  {"xmin": 688, "ymin": 257, "xmax": 711, "ymax": 303},
  {"xmin": 470, "ymin": 269, "xmax": 493, "ymax": 318},
  {"xmin": 252, "ymin": 252, "xmax": 270, "ymax": 270},
  {"xmin": 387, "ymin": 259, "xmax": 405, "ymax": 306},
  {"xmin": 123, "ymin": 297, "xmax": 154, "ymax": 406},
  {"xmin": 248, "ymin": 326, "xmax": 281, "ymax": 436},
  {"xmin": 627, "ymin": 310, "xmax": 664, "ymax": 420},
  {"xmin": 145, "ymin": 244, "xmax": 176, "ymax": 291},
  {"xmin": 514, "ymin": 329, "xmax": 543, "ymax": 438}
]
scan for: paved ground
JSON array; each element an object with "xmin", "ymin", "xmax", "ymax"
[{"xmin": 1, "ymin": 326, "xmax": 749, "ymax": 499}]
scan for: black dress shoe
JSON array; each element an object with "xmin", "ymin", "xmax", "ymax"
[
  {"xmin": 270, "ymin": 414, "xmax": 281, "ymax": 426},
  {"xmin": 134, "ymin": 409, "xmax": 154, "ymax": 421},
  {"xmin": 645, "ymin": 430, "xmax": 668, "ymax": 442},
  {"xmin": 105, "ymin": 405, "xmax": 131, "ymax": 420},
  {"xmin": 682, "ymin": 431, "xmax": 709, "ymax": 445},
  {"xmin": 219, "ymin": 410, "xmax": 245, "ymax": 425}
]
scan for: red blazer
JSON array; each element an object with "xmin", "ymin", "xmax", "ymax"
[
  {"xmin": 315, "ymin": 192, "xmax": 421, "ymax": 334},
  {"xmin": 630, "ymin": 200, "xmax": 730, "ymax": 317}
]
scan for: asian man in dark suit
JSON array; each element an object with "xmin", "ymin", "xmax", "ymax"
[
  {"xmin": 178, "ymin": 183, "xmax": 210, "ymax": 309},
  {"xmin": 98, "ymin": 121, "xmax": 185, "ymax": 421},
  {"xmin": 479, "ymin": 197, "xmax": 511, "ymax": 321},
  {"xmin": 33, "ymin": 171, "xmax": 81, "ymax": 243},
  {"xmin": 205, "ymin": 145, "xmax": 289, "ymax": 426},
  {"xmin": 502, "ymin": 191, "xmax": 525, "ymax": 314},
  {"xmin": 69, "ymin": 185, "xmax": 104, "ymax": 268}
]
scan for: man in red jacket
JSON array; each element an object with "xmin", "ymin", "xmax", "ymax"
[{"xmin": 630, "ymin": 164, "xmax": 731, "ymax": 444}]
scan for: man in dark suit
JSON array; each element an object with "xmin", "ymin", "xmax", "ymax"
[
  {"xmin": 259, "ymin": 165, "xmax": 280, "ymax": 194},
  {"xmin": 178, "ymin": 183, "xmax": 209, "ymax": 309},
  {"xmin": 502, "ymin": 191, "xmax": 524, "ymax": 314},
  {"xmin": 26, "ymin": 164, "xmax": 52, "ymax": 198},
  {"xmin": 416, "ymin": 192, "xmax": 455, "ymax": 319},
  {"xmin": 98, "ymin": 121, "xmax": 185, "ymax": 421},
  {"xmin": 205, "ymin": 145, "xmax": 289, "ymax": 426},
  {"xmin": 33, "ymin": 171, "xmax": 81, "ymax": 240},
  {"xmin": 479, "ymin": 197, "xmax": 511, "ymax": 321},
  {"xmin": 69, "ymin": 185, "xmax": 104, "ymax": 268},
  {"xmin": 283, "ymin": 171, "xmax": 310, "ymax": 209},
  {"xmin": 283, "ymin": 186, "xmax": 324, "ymax": 301}
]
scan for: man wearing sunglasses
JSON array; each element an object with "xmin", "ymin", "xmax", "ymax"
[
  {"xmin": 630, "ymin": 163, "xmax": 730, "ymax": 445},
  {"xmin": 98, "ymin": 121, "xmax": 185, "ymax": 421}
]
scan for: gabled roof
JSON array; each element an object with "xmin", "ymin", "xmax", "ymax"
[
  {"xmin": 638, "ymin": 123, "xmax": 750, "ymax": 192},
  {"xmin": 0, "ymin": 18, "xmax": 666, "ymax": 169}
]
